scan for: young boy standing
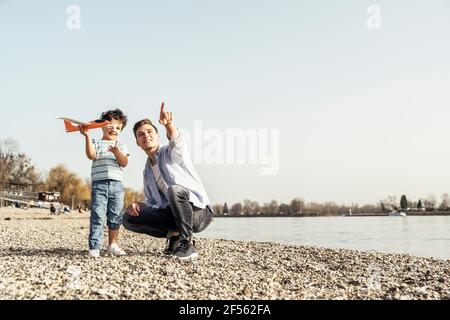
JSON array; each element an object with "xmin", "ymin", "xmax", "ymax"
[{"xmin": 79, "ymin": 108, "xmax": 129, "ymax": 257}]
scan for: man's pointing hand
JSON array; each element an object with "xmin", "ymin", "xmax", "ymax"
[{"xmin": 159, "ymin": 102, "xmax": 173, "ymax": 126}]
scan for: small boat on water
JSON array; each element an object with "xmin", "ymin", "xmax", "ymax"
[{"xmin": 388, "ymin": 210, "xmax": 407, "ymax": 217}]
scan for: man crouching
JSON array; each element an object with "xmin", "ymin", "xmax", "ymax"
[{"xmin": 123, "ymin": 102, "xmax": 214, "ymax": 259}]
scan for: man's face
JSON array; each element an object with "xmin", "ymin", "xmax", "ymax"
[
  {"xmin": 102, "ymin": 119, "xmax": 123, "ymax": 141},
  {"xmin": 136, "ymin": 123, "xmax": 160, "ymax": 150}
]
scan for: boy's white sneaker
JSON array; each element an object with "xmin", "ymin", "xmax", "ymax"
[
  {"xmin": 88, "ymin": 249, "xmax": 100, "ymax": 258},
  {"xmin": 108, "ymin": 243, "xmax": 126, "ymax": 256}
]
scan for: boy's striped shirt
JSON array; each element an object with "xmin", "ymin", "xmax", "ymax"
[{"xmin": 91, "ymin": 139, "xmax": 129, "ymax": 182}]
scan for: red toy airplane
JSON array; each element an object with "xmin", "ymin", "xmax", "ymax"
[{"xmin": 58, "ymin": 117, "xmax": 110, "ymax": 133}]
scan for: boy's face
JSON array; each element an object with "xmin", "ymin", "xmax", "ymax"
[
  {"xmin": 136, "ymin": 123, "xmax": 160, "ymax": 151},
  {"xmin": 102, "ymin": 119, "xmax": 123, "ymax": 141}
]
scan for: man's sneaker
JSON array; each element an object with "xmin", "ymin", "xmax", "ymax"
[
  {"xmin": 108, "ymin": 243, "xmax": 126, "ymax": 256},
  {"xmin": 88, "ymin": 249, "xmax": 100, "ymax": 258},
  {"xmin": 163, "ymin": 235, "xmax": 181, "ymax": 256},
  {"xmin": 172, "ymin": 240, "xmax": 198, "ymax": 260}
]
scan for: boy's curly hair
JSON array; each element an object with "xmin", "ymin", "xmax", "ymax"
[{"xmin": 101, "ymin": 108, "xmax": 128, "ymax": 129}]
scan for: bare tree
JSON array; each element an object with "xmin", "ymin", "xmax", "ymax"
[
  {"xmin": 0, "ymin": 138, "xmax": 42, "ymax": 189},
  {"xmin": 230, "ymin": 202, "xmax": 243, "ymax": 216},
  {"xmin": 424, "ymin": 193, "xmax": 437, "ymax": 210},
  {"xmin": 307, "ymin": 202, "xmax": 323, "ymax": 214},
  {"xmin": 212, "ymin": 203, "xmax": 224, "ymax": 215},
  {"xmin": 359, "ymin": 204, "xmax": 378, "ymax": 213},
  {"xmin": 243, "ymin": 199, "xmax": 252, "ymax": 214},
  {"xmin": 250, "ymin": 201, "xmax": 260, "ymax": 215},
  {"xmin": 290, "ymin": 197, "xmax": 305, "ymax": 214},
  {"xmin": 380, "ymin": 195, "xmax": 398, "ymax": 211},
  {"xmin": 439, "ymin": 193, "xmax": 450, "ymax": 211},
  {"xmin": 323, "ymin": 201, "xmax": 339, "ymax": 215},
  {"xmin": 0, "ymin": 138, "xmax": 19, "ymax": 155},
  {"xmin": 269, "ymin": 200, "xmax": 279, "ymax": 214},
  {"xmin": 279, "ymin": 203, "xmax": 291, "ymax": 215},
  {"xmin": 407, "ymin": 200, "xmax": 416, "ymax": 209},
  {"xmin": 261, "ymin": 202, "xmax": 270, "ymax": 215}
]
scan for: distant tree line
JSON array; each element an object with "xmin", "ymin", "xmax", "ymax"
[
  {"xmin": 212, "ymin": 198, "xmax": 379, "ymax": 217},
  {"xmin": 213, "ymin": 193, "xmax": 450, "ymax": 217},
  {"xmin": 379, "ymin": 194, "xmax": 450, "ymax": 212}
]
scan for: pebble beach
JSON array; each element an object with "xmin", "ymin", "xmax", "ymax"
[{"xmin": 0, "ymin": 208, "xmax": 448, "ymax": 300}]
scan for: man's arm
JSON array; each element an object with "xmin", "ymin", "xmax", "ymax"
[{"xmin": 79, "ymin": 125, "xmax": 96, "ymax": 160}]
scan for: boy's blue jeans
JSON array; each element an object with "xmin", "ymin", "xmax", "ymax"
[{"xmin": 89, "ymin": 180, "xmax": 125, "ymax": 250}]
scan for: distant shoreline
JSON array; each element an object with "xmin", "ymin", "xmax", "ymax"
[
  {"xmin": 2, "ymin": 207, "xmax": 450, "ymax": 219},
  {"xmin": 213, "ymin": 212, "xmax": 450, "ymax": 218}
]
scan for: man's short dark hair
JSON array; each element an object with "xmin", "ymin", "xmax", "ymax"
[
  {"xmin": 133, "ymin": 119, "xmax": 159, "ymax": 138},
  {"xmin": 101, "ymin": 108, "xmax": 128, "ymax": 129}
]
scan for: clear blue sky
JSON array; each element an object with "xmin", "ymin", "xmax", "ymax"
[{"xmin": 1, "ymin": 0, "xmax": 450, "ymax": 206}]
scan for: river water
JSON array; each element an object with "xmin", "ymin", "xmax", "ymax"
[{"xmin": 199, "ymin": 216, "xmax": 450, "ymax": 260}]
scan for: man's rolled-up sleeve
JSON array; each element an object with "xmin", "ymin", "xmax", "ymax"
[{"xmin": 168, "ymin": 131, "xmax": 187, "ymax": 163}]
